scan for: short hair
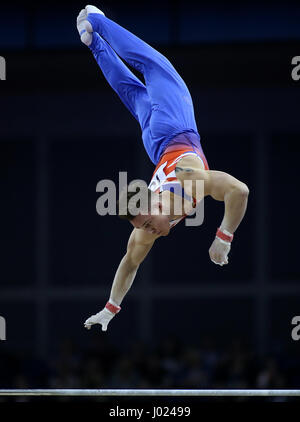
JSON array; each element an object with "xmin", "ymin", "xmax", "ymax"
[{"xmin": 117, "ymin": 181, "xmax": 154, "ymax": 221}]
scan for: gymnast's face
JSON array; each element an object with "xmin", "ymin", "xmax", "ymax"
[{"xmin": 130, "ymin": 208, "xmax": 170, "ymax": 236}]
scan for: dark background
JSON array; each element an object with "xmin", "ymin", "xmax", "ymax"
[{"xmin": 0, "ymin": 0, "xmax": 300, "ymax": 394}]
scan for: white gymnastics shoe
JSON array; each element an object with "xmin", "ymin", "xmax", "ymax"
[
  {"xmin": 76, "ymin": 9, "xmax": 93, "ymax": 46},
  {"xmin": 85, "ymin": 5, "xmax": 105, "ymax": 16}
]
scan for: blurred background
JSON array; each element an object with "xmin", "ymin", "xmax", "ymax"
[{"xmin": 0, "ymin": 0, "xmax": 300, "ymax": 399}]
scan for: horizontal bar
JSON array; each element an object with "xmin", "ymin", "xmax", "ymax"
[{"xmin": 0, "ymin": 389, "xmax": 300, "ymax": 397}]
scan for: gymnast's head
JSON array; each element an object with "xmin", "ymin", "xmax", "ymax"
[{"xmin": 117, "ymin": 181, "xmax": 170, "ymax": 236}]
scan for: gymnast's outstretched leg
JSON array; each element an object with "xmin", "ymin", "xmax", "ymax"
[
  {"xmin": 80, "ymin": 5, "xmax": 198, "ymax": 159},
  {"xmin": 77, "ymin": 8, "xmax": 152, "ymax": 133}
]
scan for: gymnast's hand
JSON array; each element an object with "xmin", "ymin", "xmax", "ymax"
[
  {"xmin": 84, "ymin": 301, "xmax": 121, "ymax": 332},
  {"xmin": 208, "ymin": 237, "xmax": 230, "ymax": 266},
  {"xmin": 84, "ymin": 307, "xmax": 115, "ymax": 332}
]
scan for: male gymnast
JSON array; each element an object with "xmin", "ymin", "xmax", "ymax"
[{"xmin": 76, "ymin": 5, "xmax": 249, "ymax": 332}]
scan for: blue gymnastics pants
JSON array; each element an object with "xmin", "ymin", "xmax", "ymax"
[{"xmin": 87, "ymin": 13, "xmax": 200, "ymax": 165}]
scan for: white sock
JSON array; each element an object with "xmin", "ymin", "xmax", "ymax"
[
  {"xmin": 76, "ymin": 9, "xmax": 93, "ymax": 46},
  {"xmin": 85, "ymin": 5, "xmax": 105, "ymax": 16}
]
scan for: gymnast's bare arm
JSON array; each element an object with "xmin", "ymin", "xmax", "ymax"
[
  {"xmin": 175, "ymin": 155, "xmax": 249, "ymax": 265},
  {"xmin": 84, "ymin": 228, "xmax": 159, "ymax": 331},
  {"xmin": 109, "ymin": 228, "xmax": 158, "ymax": 304}
]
